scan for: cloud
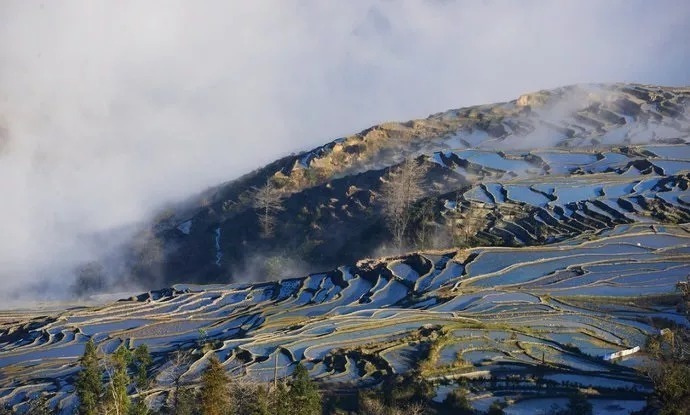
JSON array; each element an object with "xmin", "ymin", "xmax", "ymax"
[{"xmin": 0, "ymin": 0, "xmax": 688, "ymax": 300}]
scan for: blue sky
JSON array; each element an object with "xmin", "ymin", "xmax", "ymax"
[{"xmin": 0, "ymin": 0, "xmax": 688, "ymax": 296}]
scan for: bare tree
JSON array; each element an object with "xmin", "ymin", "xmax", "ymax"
[
  {"xmin": 101, "ymin": 345, "xmax": 133, "ymax": 415},
  {"xmin": 677, "ymin": 275, "xmax": 690, "ymax": 316},
  {"xmin": 253, "ymin": 179, "xmax": 285, "ymax": 238},
  {"xmin": 159, "ymin": 350, "xmax": 194, "ymax": 414},
  {"xmin": 359, "ymin": 396, "xmax": 388, "ymax": 415},
  {"xmin": 359, "ymin": 396, "xmax": 427, "ymax": 415},
  {"xmin": 411, "ymin": 198, "xmax": 440, "ymax": 250},
  {"xmin": 380, "ymin": 158, "xmax": 429, "ymax": 253},
  {"xmin": 231, "ymin": 376, "xmax": 269, "ymax": 415},
  {"xmin": 457, "ymin": 203, "xmax": 487, "ymax": 245},
  {"xmin": 403, "ymin": 402, "xmax": 427, "ymax": 415},
  {"xmin": 101, "ymin": 361, "xmax": 122, "ymax": 415},
  {"xmin": 445, "ymin": 198, "xmax": 488, "ymax": 247}
]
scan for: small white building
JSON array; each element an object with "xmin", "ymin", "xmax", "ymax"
[{"xmin": 602, "ymin": 346, "xmax": 640, "ymax": 361}]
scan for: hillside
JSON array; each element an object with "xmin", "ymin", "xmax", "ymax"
[
  {"xmin": 116, "ymin": 83, "xmax": 690, "ymax": 289},
  {"xmin": 1, "ymin": 83, "xmax": 690, "ymax": 414}
]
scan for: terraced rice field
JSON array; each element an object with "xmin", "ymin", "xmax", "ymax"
[
  {"xmin": 2, "ymin": 84, "xmax": 690, "ymax": 412},
  {"xmin": 1, "ymin": 222, "xmax": 688, "ymax": 412}
]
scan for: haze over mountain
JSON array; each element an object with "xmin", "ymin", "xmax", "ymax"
[
  {"xmin": 1, "ymin": 1, "xmax": 690, "ymax": 302},
  {"xmin": 1, "ymin": 83, "xmax": 689, "ymax": 412},
  {"xmin": 117, "ymin": 83, "xmax": 689, "ymax": 289},
  {"xmin": 3, "ymin": 4, "xmax": 690, "ymax": 413}
]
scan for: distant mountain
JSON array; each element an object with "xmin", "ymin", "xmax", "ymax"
[{"xmin": 115, "ymin": 83, "xmax": 689, "ymax": 290}]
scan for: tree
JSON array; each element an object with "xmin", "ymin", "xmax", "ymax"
[
  {"xmin": 402, "ymin": 402, "xmax": 426, "ymax": 415},
  {"xmin": 104, "ymin": 345, "xmax": 132, "ymax": 415},
  {"xmin": 564, "ymin": 392, "xmax": 592, "ymax": 415},
  {"xmin": 25, "ymin": 395, "xmax": 53, "ymax": 415},
  {"xmin": 76, "ymin": 339, "xmax": 103, "ymax": 415},
  {"xmin": 411, "ymin": 197, "xmax": 438, "ymax": 249},
  {"xmin": 132, "ymin": 344, "xmax": 152, "ymax": 390},
  {"xmin": 358, "ymin": 394, "xmax": 388, "ymax": 415},
  {"xmin": 174, "ymin": 387, "xmax": 199, "ymax": 415},
  {"xmin": 442, "ymin": 388, "xmax": 473, "ymax": 415},
  {"xmin": 286, "ymin": 363, "xmax": 321, "ymax": 415},
  {"xmin": 677, "ymin": 274, "xmax": 690, "ymax": 313},
  {"xmin": 359, "ymin": 391, "xmax": 428, "ymax": 415},
  {"xmin": 130, "ymin": 344, "xmax": 152, "ymax": 415},
  {"xmin": 643, "ymin": 328, "xmax": 690, "ymax": 414},
  {"xmin": 199, "ymin": 354, "xmax": 232, "ymax": 415},
  {"xmin": 459, "ymin": 203, "xmax": 487, "ymax": 245},
  {"xmin": 271, "ymin": 381, "xmax": 292, "ymax": 415},
  {"xmin": 229, "ymin": 380, "xmax": 272, "ymax": 415},
  {"xmin": 487, "ymin": 400, "xmax": 506, "ymax": 415},
  {"xmin": 647, "ymin": 360, "xmax": 690, "ymax": 414},
  {"xmin": 380, "ymin": 158, "xmax": 429, "ymax": 252},
  {"xmin": 161, "ymin": 350, "xmax": 195, "ymax": 415},
  {"xmin": 358, "ymin": 372, "xmax": 432, "ymax": 415},
  {"xmin": 253, "ymin": 179, "xmax": 285, "ymax": 238},
  {"xmin": 446, "ymin": 199, "xmax": 487, "ymax": 247},
  {"xmin": 245, "ymin": 384, "xmax": 270, "ymax": 415}
]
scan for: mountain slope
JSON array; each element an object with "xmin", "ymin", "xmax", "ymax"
[
  {"xmin": 2, "ymin": 83, "xmax": 690, "ymax": 414},
  {"xmin": 119, "ymin": 83, "xmax": 690, "ymax": 289}
]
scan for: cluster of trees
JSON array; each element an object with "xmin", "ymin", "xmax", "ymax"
[
  {"xmin": 628, "ymin": 278, "xmax": 690, "ymax": 415},
  {"xmin": 76, "ymin": 340, "xmax": 152, "ymax": 415},
  {"xmin": 358, "ymin": 372, "xmax": 434, "ymax": 415},
  {"xmin": 69, "ymin": 340, "xmax": 321, "ymax": 415},
  {"xmin": 380, "ymin": 158, "xmax": 488, "ymax": 253},
  {"xmin": 251, "ymin": 157, "xmax": 489, "ymax": 254},
  {"xmin": 250, "ymin": 159, "xmax": 432, "ymax": 251},
  {"xmin": 0, "ymin": 342, "xmax": 640, "ymax": 415},
  {"xmin": 177, "ymin": 355, "xmax": 320, "ymax": 415},
  {"xmin": 442, "ymin": 198, "xmax": 488, "ymax": 248}
]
